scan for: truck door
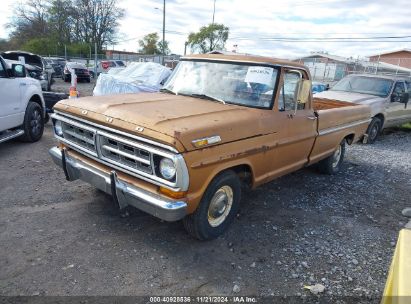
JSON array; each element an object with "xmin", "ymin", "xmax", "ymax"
[
  {"xmin": 0, "ymin": 59, "xmax": 23, "ymax": 131},
  {"xmin": 272, "ymin": 69, "xmax": 317, "ymax": 176},
  {"xmin": 386, "ymin": 81, "xmax": 411, "ymax": 126}
]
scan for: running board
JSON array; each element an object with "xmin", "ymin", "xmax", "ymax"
[{"xmin": 0, "ymin": 129, "xmax": 24, "ymax": 143}]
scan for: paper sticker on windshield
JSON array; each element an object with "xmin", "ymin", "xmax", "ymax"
[{"xmin": 245, "ymin": 66, "xmax": 273, "ymax": 85}]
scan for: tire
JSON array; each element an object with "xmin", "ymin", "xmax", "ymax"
[
  {"xmin": 19, "ymin": 102, "xmax": 44, "ymax": 142},
  {"xmin": 183, "ymin": 170, "xmax": 241, "ymax": 240},
  {"xmin": 44, "ymin": 113, "xmax": 50, "ymax": 124},
  {"xmin": 86, "ymin": 78, "xmax": 90, "ymax": 83},
  {"xmin": 318, "ymin": 140, "xmax": 346, "ymax": 175},
  {"xmin": 366, "ymin": 117, "xmax": 382, "ymax": 144}
]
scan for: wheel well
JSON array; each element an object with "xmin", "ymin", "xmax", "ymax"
[
  {"xmin": 227, "ymin": 164, "xmax": 253, "ymax": 187},
  {"xmin": 374, "ymin": 113, "xmax": 385, "ymax": 127},
  {"xmin": 345, "ymin": 134, "xmax": 355, "ymax": 145},
  {"xmin": 29, "ymin": 94, "xmax": 43, "ymax": 109}
]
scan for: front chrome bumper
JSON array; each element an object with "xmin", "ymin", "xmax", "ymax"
[{"xmin": 49, "ymin": 147, "xmax": 187, "ymax": 221}]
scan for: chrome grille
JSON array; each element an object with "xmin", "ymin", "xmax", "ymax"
[
  {"xmin": 99, "ymin": 135, "xmax": 153, "ymax": 174},
  {"xmin": 52, "ymin": 112, "xmax": 188, "ymax": 191},
  {"xmin": 61, "ymin": 121, "xmax": 95, "ymax": 152}
]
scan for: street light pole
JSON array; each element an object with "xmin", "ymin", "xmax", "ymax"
[{"xmin": 212, "ymin": 0, "xmax": 216, "ymax": 24}]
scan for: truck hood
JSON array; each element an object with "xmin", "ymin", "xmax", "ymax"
[
  {"xmin": 315, "ymin": 90, "xmax": 385, "ymax": 105},
  {"xmin": 55, "ymin": 93, "xmax": 273, "ymax": 152}
]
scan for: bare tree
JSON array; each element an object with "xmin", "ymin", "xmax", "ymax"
[
  {"xmin": 73, "ymin": 0, "xmax": 124, "ymax": 50},
  {"xmin": 8, "ymin": 0, "xmax": 51, "ymax": 46}
]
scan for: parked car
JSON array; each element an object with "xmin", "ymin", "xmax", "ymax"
[
  {"xmin": 1, "ymin": 51, "xmax": 54, "ymax": 91},
  {"xmin": 45, "ymin": 57, "xmax": 67, "ymax": 78},
  {"xmin": 0, "ymin": 55, "xmax": 45, "ymax": 144},
  {"xmin": 89, "ymin": 60, "xmax": 126, "ymax": 77},
  {"xmin": 49, "ymin": 53, "xmax": 371, "ymax": 240},
  {"xmin": 63, "ymin": 62, "xmax": 91, "ymax": 83},
  {"xmin": 315, "ymin": 74, "xmax": 411, "ymax": 143},
  {"xmin": 312, "ymin": 82, "xmax": 329, "ymax": 94}
]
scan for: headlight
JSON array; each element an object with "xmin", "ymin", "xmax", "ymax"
[
  {"xmin": 159, "ymin": 158, "xmax": 176, "ymax": 180},
  {"xmin": 54, "ymin": 120, "xmax": 63, "ymax": 137}
]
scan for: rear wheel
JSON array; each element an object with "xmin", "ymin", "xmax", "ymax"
[
  {"xmin": 20, "ymin": 102, "xmax": 44, "ymax": 142},
  {"xmin": 366, "ymin": 117, "xmax": 382, "ymax": 144},
  {"xmin": 183, "ymin": 170, "xmax": 241, "ymax": 240},
  {"xmin": 318, "ymin": 140, "xmax": 346, "ymax": 175}
]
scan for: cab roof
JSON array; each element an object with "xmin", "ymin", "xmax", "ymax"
[{"xmin": 182, "ymin": 53, "xmax": 307, "ymax": 70}]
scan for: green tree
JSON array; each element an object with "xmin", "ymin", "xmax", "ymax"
[
  {"xmin": 21, "ymin": 37, "xmax": 57, "ymax": 55},
  {"xmin": 138, "ymin": 32, "xmax": 171, "ymax": 55},
  {"xmin": 158, "ymin": 40, "xmax": 171, "ymax": 55},
  {"xmin": 139, "ymin": 33, "xmax": 160, "ymax": 54},
  {"xmin": 187, "ymin": 23, "xmax": 229, "ymax": 54}
]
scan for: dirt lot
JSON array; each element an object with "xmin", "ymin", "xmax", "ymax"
[
  {"xmin": 0, "ymin": 81, "xmax": 410, "ymax": 300},
  {"xmin": 51, "ymin": 77, "xmax": 96, "ymax": 97}
]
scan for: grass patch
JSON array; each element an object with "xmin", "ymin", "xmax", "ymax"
[{"xmin": 401, "ymin": 122, "xmax": 411, "ymax": 130}]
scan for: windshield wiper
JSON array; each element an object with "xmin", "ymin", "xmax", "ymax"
[
  {"xmin": 189, "ymin": 93, "xmax": 226, "ymax": 104},
  {"xmin": 160, "ymin": 88, "xmax": 176, "ymax": 95}
]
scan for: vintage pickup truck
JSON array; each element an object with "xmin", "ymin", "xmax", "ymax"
[{"xmin": 49, "ymin": 54, "xmax": 370, "ymax": 240}]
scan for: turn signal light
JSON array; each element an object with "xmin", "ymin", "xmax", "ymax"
[{"xmin": 159, "ymin": 187, "xmax": 186, "ymax": 199}]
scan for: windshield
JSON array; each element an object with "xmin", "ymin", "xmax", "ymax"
[
  {"xmin": 331, "ymin": 76, "xmax": 394, "ymax": 97},
  {"xmin": 163, "ymin": 60, "xmax": 279, "ymax": 109},
  {"xmin": 115, "ymin": 60, "xmax": 125, "ymax": 66}
]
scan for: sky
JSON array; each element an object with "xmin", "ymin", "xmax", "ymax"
[{"xmin": 1, "ymin": 0, "xmax": 410, "ymax": 59}]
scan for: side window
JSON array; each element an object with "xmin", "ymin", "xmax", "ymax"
[
  {"xmin": 0, "ymin": 60, "xmax": 7, "ymax": 78},
  {"xmin": 406, "ymin": 81, "xmax": 411, "ymax": 102},
  {"xmin": 278, "ymin": 71, "xmax": 303, "ymax": 111},
  {"xmin": 393, "ymin": 82, "xmax": 406, "ymax": 94}
]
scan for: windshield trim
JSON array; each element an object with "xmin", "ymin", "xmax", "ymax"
[{"xmin": 170, "ymin": 58, "xmax": 282, "ymax": 110}]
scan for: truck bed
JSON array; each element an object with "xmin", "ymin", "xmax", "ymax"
[
  {"xmin": 308, "ymin": 97, "xmax": 371, "ymax": 164},
  {"xmin": 313, "ymin": 97, "xmax": 370, "ymax": 132}
]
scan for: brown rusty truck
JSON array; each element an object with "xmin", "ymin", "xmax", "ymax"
[{"xmin": 49, "ymin": 54, "xmax": 371, "ymax": 240}]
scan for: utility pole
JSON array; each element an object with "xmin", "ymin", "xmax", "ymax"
[
  {"xmin": 162, "ymin": 0, "xmax": 166, "ymax": 64},
  {"xmin": 212, "ymin": 0, "xmax": 216, "ymax": 24},
  {"xmin": 64, "ymin": 45, "xmax": 67, "ymax": 60},
  {"xmin": 94, "ymin": 42, "xmax": 97, "ymax": 77}
]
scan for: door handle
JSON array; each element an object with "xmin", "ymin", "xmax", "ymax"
[
  {"xmin": 20, "ymin": 83, "xmax": 27, "ymax": 86},
  {"xmin": 307, "ymin": 116, "xmax": 317, "ymax": 120}
]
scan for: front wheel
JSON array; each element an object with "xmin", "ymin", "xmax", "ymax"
[
  {"xmin": 366, "ymin": 117, "xmax": 382, "ymax": 144},
  {"xmin": 318, "ymin": 140, "xmax": 346, "ymax": 175},
  {"xmin": 183, "ymin": 170, "xmax": 241, "ymax": 240},
  {"xmin": 20, "ymin": 102, "xmax": 44, "ymax": 142}
]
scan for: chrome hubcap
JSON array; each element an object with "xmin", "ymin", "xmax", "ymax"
[
  {"xmin": 332, "ymin": 145, "xmax": 342, "ymax": 168},
  {"xmin": 30, "ymin": 110, "xmax": 42, "ymax": 135},
  {"xmin": 207, "ymin": 185, "xmax": 233, "ymax": 227}
]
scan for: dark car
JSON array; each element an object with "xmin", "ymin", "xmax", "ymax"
[
  {"xmin": 63, "ymin": 62, "xmax": 90, "ymax": 83},
  {"xmin": 45, "ymin": 57, "xmax": 67, "ymax": 78}
]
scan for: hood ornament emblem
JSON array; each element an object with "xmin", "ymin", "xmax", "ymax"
[{"xmin": 135, "ymin": 126, "xmax": 144, "ymax": 132}]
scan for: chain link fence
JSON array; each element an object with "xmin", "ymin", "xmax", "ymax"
[{"xmin": 296, "ymin": 57, "xmax": 411, "ymax": 84}]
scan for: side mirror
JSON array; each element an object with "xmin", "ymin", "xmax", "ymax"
[
  {"xmin": 297, "ymin": 79, "xmax": 312, "ymax": 104},
  {"xmin": 12, "ymin": 64, "xmax": 26, "ymax": 78}
]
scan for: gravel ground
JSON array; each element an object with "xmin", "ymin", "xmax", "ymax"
[
  {"xmin": 0, "ymin": 96, "xmax": 410, "ymax": 301},
  {"xmin": 51, "ymin": 77, "xmax": 96, "ymax": 97}
]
